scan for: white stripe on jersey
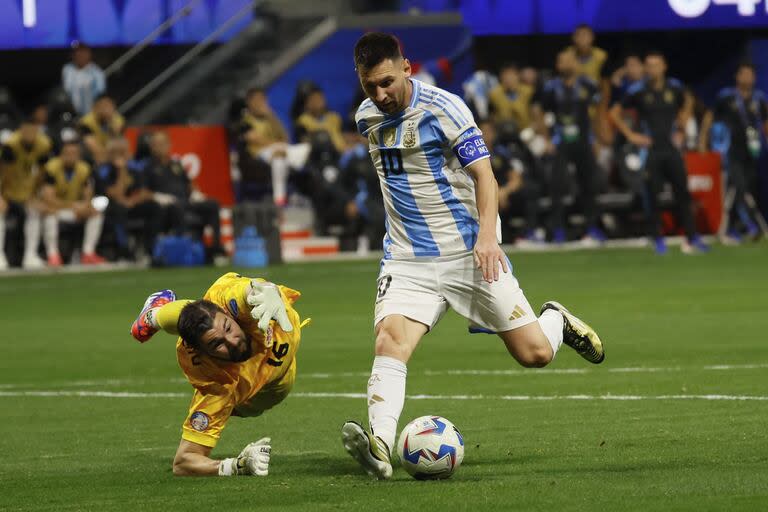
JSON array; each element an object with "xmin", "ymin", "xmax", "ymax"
[{"xmin": 355, "ymin": 79, "xmax": 496, "ymax": 260}]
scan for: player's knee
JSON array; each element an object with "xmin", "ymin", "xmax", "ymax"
[
  {"xmin": 515, "ymin": 344, "xmax": 553, "ymax": 368},
  {"xmin": 374, "ymin": 326, "xmax": 411, "ymax": 361}
]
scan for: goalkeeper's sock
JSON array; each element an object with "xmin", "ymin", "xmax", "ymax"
[
  {"xmin": 367, "ymin": 355, "xmax": 407, "ymax": 453},
  {"xmin": 155, "ymin": 300, "xmax": 193, "ymax": 335},
  {"xmin": 538, "ymin": 308, "xmax": 564, "ymax": 357}
]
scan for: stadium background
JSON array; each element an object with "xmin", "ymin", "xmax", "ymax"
[{"xmin": 1, "ymin": 1, "xmax": 767, "ymax": 510}]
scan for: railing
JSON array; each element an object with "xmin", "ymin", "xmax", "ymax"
[
  {"xmin": 118, "ymin": 0, "xmax": 259, "ymax": 116},
  {"xmin": 104, "ymin": 0, "xmax": 201, "ymax": 78}
]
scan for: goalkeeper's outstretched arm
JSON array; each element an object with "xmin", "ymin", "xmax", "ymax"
[{"xmin": 173, "ymin": 438, "xmax": 271, "ymax": 477}]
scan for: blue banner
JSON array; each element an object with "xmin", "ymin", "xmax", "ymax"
[
  {"xmin": 406, "ymin": 0, "xmax": 768, "ymax": 35},
  {"xmin": 0, "ymin": 0, "xmax": 253, "ymax": 49}
]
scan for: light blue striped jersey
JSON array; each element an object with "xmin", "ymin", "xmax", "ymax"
[
  {"xmin": 61, "ymin": 63, "xmax": 106, "ymax": 116},
  {"xmin": 355, "ymin": 79, "xmax": 495, "ymax": 260}
]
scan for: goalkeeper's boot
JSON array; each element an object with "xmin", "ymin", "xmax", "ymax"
[
  {"xmin": 541, "ymin": 301, "xmax": 604, "ymax": 364},
  {"xmin": 341, "ymin": 421, "xmax": 392, "ymax": 480},
  {"xmin": 131, "ymin": 289, "xmax": 176, "ymax": 343}
]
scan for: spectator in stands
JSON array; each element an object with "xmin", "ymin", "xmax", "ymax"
[
  {"xmin": 80, "ymin": 94, "xmax": 125, "ymax": 164},
  {"xmin": 533, "ymin": 49, "xmax": 604, "ymax": 244},
  {"xmin": 610, "ymin": 51, "xmax": 707, "ymax": 254},
  {"xmin": 40, "ymin": 139, "xmax": 106, "ymax": 266},
  {"xmin": 700, "ymin": 62, "xmax": 768, "ymax": 242},
  {"xmin": 295, "ymin": 88, "xmax": 347, "ymax": 153},
  {"xmin": 489, "ymin": 63, "xmax": 534, "ymax": 130},
  {"xmin": 480, "ymin": 119, "xmax": 542, "ymax": 244},
  {"xmin": 95, "ymin": 137, "xmax": 161, "ymax": 260},
  {"xmin": 569, "ymin": 24, "xmax": 607, "ymax": 84},
  {"xmin": 62, "ymin": 42, "xmax": 106, "ymax": 116},
  {"xmin": 0, "ymin": 118, "xmax": 52, "ymax": 269},
  {"xmin": 610, "ymin": 53, "xmax": 646, "ymax": 106},
  {"xmin": 236, "ymin": 87, "xmax": 300, "ymax": 205},
  {"xmin": 146, "ymin": 131, "xmax": 226, "ymax": 256},
  {"xmin": 339, "ymin": 131, "xmax": 386, "ymax": 251},
  {"xmin": 462, "ymin": 70, "xmax": 499, "ymax": 121}
]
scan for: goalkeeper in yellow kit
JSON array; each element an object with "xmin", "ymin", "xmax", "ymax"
[{"xmin": 129, "ymin": 272, "xmax": 309, "ymax": 477}]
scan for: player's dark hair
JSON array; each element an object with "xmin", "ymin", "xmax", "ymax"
[
  {"xmin": 499, "ymin": 62, "xmax": 519, "ymax": 73},
  {"xmin": 645, "ymin": 50, "xmax": 666, "ymax": 61},
  {"xmin": 178, "ymin": 300, "xmax": 224, "ymax": 350},
  {"xmin": 94, "ymin": 93, "xmax": 114, "ymax": 103},
  {"xmin": 353, "ymin": 32, "xmax": 403, "ymax": 71},
  {"xmin": 245, "ymin": 86, "xmax": 265, "ymax": 100},
  {"xmin": 574, "ymin": 23, "xmax": 593, "ymax": 33},
  {"xmin": 737, "ymin": 61, "xmax": 756, "ymax": 73}
]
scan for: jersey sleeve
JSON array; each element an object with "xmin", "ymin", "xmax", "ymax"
[
  {"xmin": 204, "ymin": 272, "xmax": 257, "ymax": 328},
  {"xmin": 435, "ymin": 93, "xmax": 490, "ymax": 168},
  {"xmin": 181, "ymin": 386, "xmax": 236, "ymax": 448}
]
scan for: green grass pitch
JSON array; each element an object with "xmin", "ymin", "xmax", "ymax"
[{"xmin": 1, "ymin": 244, "xmax": 767, "ymax": 511}]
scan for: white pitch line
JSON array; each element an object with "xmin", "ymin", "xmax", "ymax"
[
  {"xmin": 1, "ymin": 390, "xmax": 767, "ymax": 401},
  {"xmin": 0, "ymin": 363, "xmax": 765, "ymax": 390}
]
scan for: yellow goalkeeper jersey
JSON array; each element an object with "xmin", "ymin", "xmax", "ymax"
[{"xmin": 177, "ymin": 272, "xmax": 306, "ymax": 447}]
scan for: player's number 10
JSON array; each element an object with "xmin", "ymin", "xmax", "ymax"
[{"xmin": 381, "ymin": 148, "xmax": 405, "ymax": 177}]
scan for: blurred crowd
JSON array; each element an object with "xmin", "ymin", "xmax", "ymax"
[
  {"xmin": 228, "ymin": 24, "xmax": 767, "ymax": 257},
  {"xmin": 2, "ymin": 24, "xmax": 767, "ymax": 270},
  {"xmin": 0, "ymin": 44, "xmax": 227, "ymax": 270}
]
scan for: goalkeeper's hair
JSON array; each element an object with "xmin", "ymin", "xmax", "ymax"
[
  {"xmin": 178, "ymin": 300, "xmax": 224, "ymax": 350},
  {"xmin": 353, "ymin": 32, "xmax": 403, "ymax": 71}
]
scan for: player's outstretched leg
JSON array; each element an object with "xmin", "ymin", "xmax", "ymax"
[
  {"xmin": 130, "ymin": 289, "xmax": 176, "ymax": 342},
  {"xmin": 341, "ymin": 421, "xmax": 393, "ymax": 480},
  {"xmin": 541, "ymin": 301, "xmax": 604, "ymax": 364}
]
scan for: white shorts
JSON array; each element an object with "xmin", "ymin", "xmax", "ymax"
[{"xmin": 374, "ymin": 251, "xmax": 537, "ymax": 334}]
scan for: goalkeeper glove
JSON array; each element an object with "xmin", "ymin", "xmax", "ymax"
[
  {"xmin": 218, "ymin": 437, "xmax": 271, "ymax": 476},
  {"xmin": 246, "ymin": 281, "xmax": 293, "ymax": 333}
]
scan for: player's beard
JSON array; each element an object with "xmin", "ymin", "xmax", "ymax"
[{"xmin": 228, "ymin": 335, "xmax": 253, "ymax": 363}]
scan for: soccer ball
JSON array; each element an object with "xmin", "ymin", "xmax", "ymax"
[{"xmin": 396, "ymin": 415, "xmax": 464, "ymax": 480}]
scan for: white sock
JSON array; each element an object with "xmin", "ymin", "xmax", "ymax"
[
  {"xmin": 367, "ymin": 355, "xmax": 407, "ymax": 454},
  {"xmin": 271, "ymin": 156, "xmax": 288, "ymax": 204},
  {"xmin": 538, "ymin": 309, "xmax": 564, "ymax": 358},
  {"xmin": 82, "ymin": 213, "xmax": 104, "ymax": 254},
  {"xmin": 23, "ymin": 206, "xmax": 41, "ymax": 259},
  {"xmin": 43, "ymin": 215, "xmax": 59, "ymax": 257}
]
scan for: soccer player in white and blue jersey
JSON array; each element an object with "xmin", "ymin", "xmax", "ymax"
[{"xmin": 341, "ymin": 33, "xmax": 605, "ymax": 480}]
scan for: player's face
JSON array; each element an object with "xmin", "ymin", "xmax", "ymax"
[
  {"xmin": 95, "ymin": 98, "xmax": 115, "ymax": 119},
  {"xmin": 645, "ymin": 56, "xmax": 667, "ymax": 82},
  {"xmin": 625, "ymin": 57, "xmax": 645, "ymax": 82},
  {"xmin": 19, "ymin": 123, "xmax": 39, "ymax": 145},
  {"xmin": 573, "ymin": 28, "xmax": 593, "ymax": 51},
  {"xmin": 500, "ymin": 68, "xmax": 519, "ymax": 89},
  {"xmin": 150, "ymin": 133, "xmax": 171, "ymax": 159},
  {"xmin": 60, "ymin": 144, "xmax": 80, "ymax": 166},
  {"xmin": 736, "ymin": 67, "xmax": 756, "ymax": 90},
  {"xmin": 557, "ymin": 51, "xmax": 577, "ymax": 77},
  {"xmin": 200, "ymin": 312, "xmax": 252, "ymax": 363},
  {"xmin": 358, "ymin": 57, "xmax": 412, "ymax": 115}
]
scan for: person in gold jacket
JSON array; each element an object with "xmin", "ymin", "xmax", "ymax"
[
  {"xmin": 39, "ymin": 140, "xmax": 106, "ymax": 266},
  {"xmin": 568, "ymin": 24, "xmax": 607, "ymax": 84},
  {"xmin": 79, "ymin": 94, "xmax": 125, "ymax": 164},
  {"xmin": 295, "ymin": 88, "xmax": 347, "ymax": 153},
  {"xmin": 489, "ymin": 63, "xmax": 534, "ymax": 129},
  {"xmin": 129, "ymin": 273, "xmax": 309, "ymax": 477},
  {"xmin": 0, "ymin": 119, "xmax": 52, "ymax": 269},
  {"xmin": 236, "ymin": 87, "xmax": 309, "ymax": 205}
]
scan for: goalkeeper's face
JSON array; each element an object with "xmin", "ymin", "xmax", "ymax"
[
  {"xmin": 358, "ymin": 57, "xmax": 412, "ymax": 115},
  {"xmin": 199, "ymin": 312, "xmax": 252, "ymax": 363}
]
